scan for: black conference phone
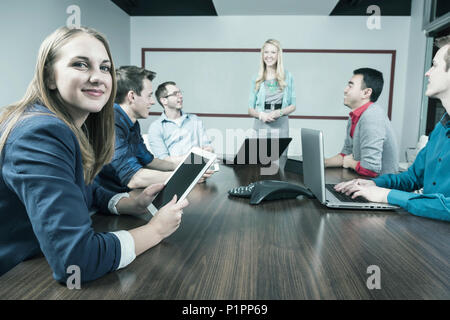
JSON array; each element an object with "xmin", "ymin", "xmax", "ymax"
[{"xmin": 228, "ymin": 180, "xmax": 314, "ymax": 205}]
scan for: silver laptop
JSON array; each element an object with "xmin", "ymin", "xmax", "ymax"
[{"xmin": 301, "ymin": 128, "xmax": 399, "ymax": 210}]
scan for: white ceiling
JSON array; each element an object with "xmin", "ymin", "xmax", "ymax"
[{"xmin": 212, "ymin": 0, "xmax": 340, "ymax": 16}]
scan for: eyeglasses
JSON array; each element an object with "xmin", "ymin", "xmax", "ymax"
[{"xmin": 164, "ymin": 90, "xmax": 182, "ymax": 98}]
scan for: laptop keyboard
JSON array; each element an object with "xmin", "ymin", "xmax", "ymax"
[{"xmin": 325, "ymin": 184, "xmax": 369, "ymax": 203}]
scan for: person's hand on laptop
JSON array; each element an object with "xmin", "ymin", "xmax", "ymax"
[
  {"xmin": 334, "ymin": 179, "xmax": 390, "ymax": 203},
  {"xmin": 334, "ymin": 179, "xmax": 375, "ymax": 193},
  {"xmin": 352, "ymin": 185, "xmax": 390, "ymax": 203}
]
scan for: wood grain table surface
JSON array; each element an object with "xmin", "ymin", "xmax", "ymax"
[{"xmin": 0, "ymin": 161, "xmax": 449, "ymax": 300}]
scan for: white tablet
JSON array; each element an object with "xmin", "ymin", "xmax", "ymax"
[
  {"xmin": 147, "ymin": 147, "xmax": 217, "ymax": 215},
  {"xmin": 210, "ymin": 160, "xmax": 220, "ymax": 172}
]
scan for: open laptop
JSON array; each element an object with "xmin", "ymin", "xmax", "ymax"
[
  {"xmin": 300, "ymin": 128, "xmax": 399, "ymax": 210},
  {"xmin": 220, "ymin": 137, "xmax": 292, "ymax": 165}
]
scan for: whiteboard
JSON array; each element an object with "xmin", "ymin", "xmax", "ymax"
[{"xmin": 143, "ymin": 49, "xmax": 394, "ymax": 118}]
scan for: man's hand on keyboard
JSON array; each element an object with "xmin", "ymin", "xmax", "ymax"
[
  {"xmin": 334, "ymin": 179, "xmax": 375, "ymax": 194},
  {"xmin": 335, "ymin": 179, "xmax": 389, "ymax": 203},
  {"xmin": 350, "ymin": 185, "xmax": 390, "ymax": 203}
]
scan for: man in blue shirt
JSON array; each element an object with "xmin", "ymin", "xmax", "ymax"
[
  {"xmin": 97, "ymin": 66, "xmax": 178, "ymax": 193},
  {"xmin": 334, "ymin": 35, "xmax": 450, "ymax": 222},
  {"xmin": 148, "ymin": 81, "xmax": 214, "ymax": 165}
]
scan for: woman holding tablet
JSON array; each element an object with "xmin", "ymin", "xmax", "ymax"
[
  {"xmin": 248, "ymin": 39, "xmax": 296, "ymax": 139},
  {"xmin": 0, "ymin": 26, "xmax": 187, "ymax": 282}
]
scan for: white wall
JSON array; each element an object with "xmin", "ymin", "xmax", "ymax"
[
  {"xmin": 0, "ymin": 5, "xmax": 428, "ymax": 159},
  {"xmin": 0, "ymin": 0, "xmax": 130, "ymax": 108},
  {"xmin": 401, "ymin": 0, "xmax": 428, "ymax": 155},
  {"xmin": 131, "ymin": 16, "xmax": 411, "ymax": 157}
]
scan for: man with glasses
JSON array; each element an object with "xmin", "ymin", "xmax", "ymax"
[{"xmin": 149, "ymin": 81, "xmax": 214, "ymax": 165}]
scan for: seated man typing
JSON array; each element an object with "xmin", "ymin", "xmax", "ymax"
[
  {"xmin": 325, "ymin": 68, "xmax": 399, "ymax": 177},
  {"xmin": 334, "ymin": 36, "xmax": 450, "ymax": 222}
]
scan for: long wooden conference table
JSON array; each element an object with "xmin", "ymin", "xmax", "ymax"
[{"xmin": 0, "ymin": 160, "xmax": 449, "ymax": 300}]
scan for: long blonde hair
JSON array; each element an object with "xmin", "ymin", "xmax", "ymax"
[
  {"xmin": 254, "ymin": 39, "xmax": 287, "ymax": 92},
  {"xmin": 0, "ymin": 26, "xmax": 116, "ymax": 184}
]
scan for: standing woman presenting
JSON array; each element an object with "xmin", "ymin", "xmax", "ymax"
[{"xmin": 248, "ymin": 39, "xmax": 296, "ymax": 139}]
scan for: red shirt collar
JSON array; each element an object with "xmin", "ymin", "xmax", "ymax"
[
  {"xmin": 349, "ymin": 101, "xmax": 373, "ymax": 138},
  {"xmin": 349, "ymin": 101, "xmax": 373, "ymax": 119}
]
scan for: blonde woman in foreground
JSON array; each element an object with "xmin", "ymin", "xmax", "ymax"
[{"xmin": 0, "ymin": 26, "xmax": 188, "ymax": 282}]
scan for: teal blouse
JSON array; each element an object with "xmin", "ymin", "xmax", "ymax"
[{"xmin": 248, "ymin": 70, "xmax": 296, "ymax": 112}]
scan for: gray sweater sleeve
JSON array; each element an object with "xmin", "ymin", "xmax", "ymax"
[
  {"xmin": 341, "ymin": 119, "xmax": 353, "ymax": 155},
  {"xmin": 357, "ymin": 108, "xmax": 387, "ymax": 173}
]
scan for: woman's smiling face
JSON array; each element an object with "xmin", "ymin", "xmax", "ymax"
[
  {"xmin": 263, "ymin": 43, "xmax": 278, "ymax": 68},
  {"xmin": 48, "ymin": 33, "xmax": 112, "ymax": 126}
]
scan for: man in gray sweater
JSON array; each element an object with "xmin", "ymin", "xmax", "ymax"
[{"xmin": 325, "ymin": 68, "xmax": 399, "ymax": 177}]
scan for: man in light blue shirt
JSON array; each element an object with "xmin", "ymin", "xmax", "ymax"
[
  {"xmin": 148, "ymin": 81, "xmax": 214, "ymax": 164},
  {"xmin": 334, "ymin": 35, "xmax": 450, "ymax": 222}
]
